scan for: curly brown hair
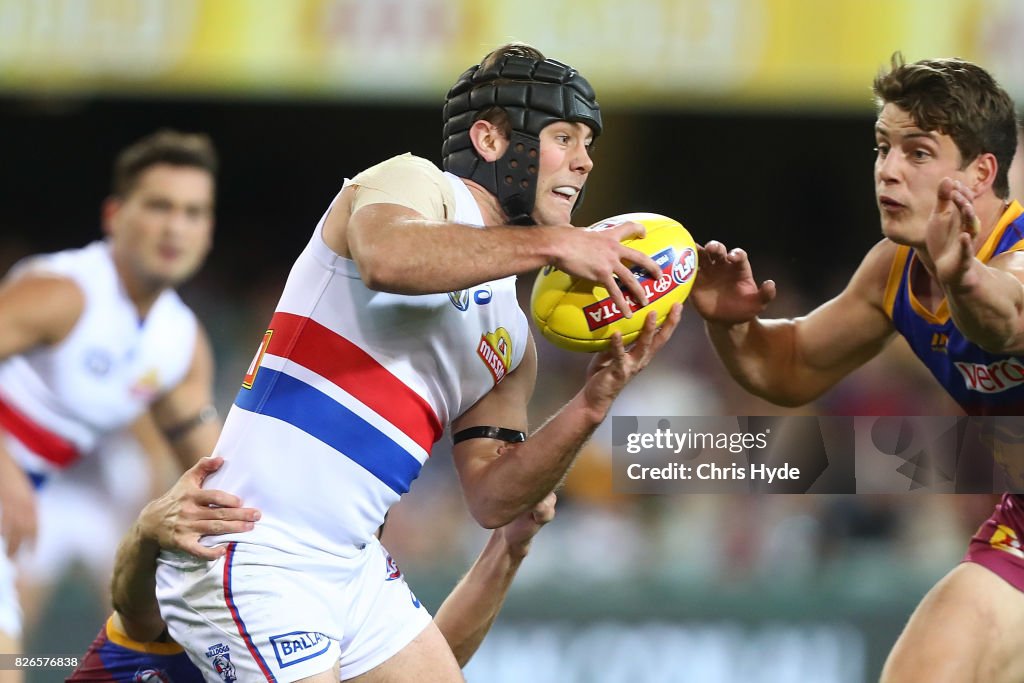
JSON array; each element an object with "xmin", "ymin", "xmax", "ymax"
[{"xmin": 873, "ymin": 53, "xmax": 1019, "ymax": 198}]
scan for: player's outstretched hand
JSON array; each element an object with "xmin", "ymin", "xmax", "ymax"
[
  {"xmin": 583, "ymin": 302, "xmax": 683, "ymax": 413},
  {"xmin": 552, "ymin": 221, "xmax": 664, "ymax": 318},
  {"xmin": 925, "ymin": 178, "xmax": 979, "ymax": 287},
  {"xmin": 138, "ymin": 456, "xmax": 261, "ymax": 561},
  {"xmin": 497, "ymin": 492, "xmax": 556, "ymax": 560},
  {"xmin": 690, "ymin": 241, "xmax": 776, "ymax": 325}
]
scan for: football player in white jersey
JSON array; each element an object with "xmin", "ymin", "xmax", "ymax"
[
  {"xmin": 156, "ymin": 42, "xmax": 682, "ymax": 683},
  {"xmin": 0, "ymin": 130, "xmax": 222, "ymax": 680}
]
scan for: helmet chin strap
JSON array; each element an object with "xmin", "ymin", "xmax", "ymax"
[{"xmin": 442, "ymin": 54, "xmax": 602, "ymax": 225}]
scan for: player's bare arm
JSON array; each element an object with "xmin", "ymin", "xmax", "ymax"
[
  {"xmin": 111, "ymin": 456, "xmax": 260, "ymax": 642},
  {"xmin": 149, "ymin": 325, "xmax": 220, "ymax": 468},
  {"xmin": 924, "ymin": 177, "xmax": 1024, "ymax": 354},
  {"xmin": 697, "ymin": 240, "xmax": 897, "ymax": 406},
  {"xmin": 0, "ymin": 444, "xmax": 36, "ymax": 559},
  {"xmin": 452, "ymin": 305, "xmax": 681, "ymax": 528},
  {"xmin": 0, "ymin": 274, "xmax": 84, "ymax": 359},
  {"xmin": 0, "ymin": 274, "xmax": 85, "ymax": 557},
  {"xmin": 433, "ymin": 493, "xmax": 556, "ymax": 667},
  {"xmin": 335, "ymin": 197, "xmax": 661, "ymax": 316},
  {"xmin": 128, "ymin": 410, "xmax": 179, "ymax": 502}
]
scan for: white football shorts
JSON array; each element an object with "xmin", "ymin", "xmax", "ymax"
[{"xmin": 156, "ymin": 536, "xmax": 430, "ymax": 682}]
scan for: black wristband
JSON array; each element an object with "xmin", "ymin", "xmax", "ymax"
[{"xmin": 452, "ymin": 426, "xmax": 526, "ymax": 444}]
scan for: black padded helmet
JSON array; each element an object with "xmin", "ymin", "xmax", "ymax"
[{"xmin": 441, "ymin": 53, "xmax": 602, "ymax": 225}]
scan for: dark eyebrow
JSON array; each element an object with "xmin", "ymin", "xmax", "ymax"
[
  {"xmin": 903, "ymin": 132, "xmax": 940, "ymax": 143},
  {"xmin": 875, "ymin": 125, "xmax": 939, "ymax": 144}
]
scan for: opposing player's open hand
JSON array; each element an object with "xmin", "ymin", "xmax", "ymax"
[
  {"xmin": 552, "ymin": 221, "xmax": 664, "ymax": 318},
  {"xmin": 925, "ymin": 178, "xmax": 980, "ymax": 286},
  {"xmin": 138, "ymin": 456, "xmax": 261, "ymax": 561},
  {"xmin": 498, "ymin": 492, "xmax": 557, "ymax": 560},
  {"xmin": 583, "ymin": 303, "xmax": 683, "ymax": 413},
  {"xmin": 690, "ymin": 241, "xmax": 776, "ymax": 325}
]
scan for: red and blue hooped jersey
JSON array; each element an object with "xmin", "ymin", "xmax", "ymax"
[
  {"xmin": 66, "ymin": 616, "xmax": 201, "ymax": 682},
  {"xmin": 883, "ymin": 201, "xmax": 1024, "ymax": 416},
  {"xmin": 200, "ymin": 165, "xmax": 529, "ymax": 559}
]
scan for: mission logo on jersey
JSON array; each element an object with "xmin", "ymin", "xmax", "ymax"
[{"xmin": 478, "ymin": 327, "xmax": 513, "ymax": 383}]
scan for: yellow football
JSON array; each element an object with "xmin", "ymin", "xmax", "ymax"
[{"xmin": 530, "ymin": 212, "xmax": 698, "ymax": 353}]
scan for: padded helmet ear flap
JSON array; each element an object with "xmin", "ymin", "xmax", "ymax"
[{"xmin": 442, "ymin": 55, "xmax": 602, "ymax": 225}]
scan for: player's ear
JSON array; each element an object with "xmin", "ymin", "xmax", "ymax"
[
  {"xmin": 968, "ymin": 152, "xmax": 998, "ymax": 196},
  {"xmin": 100, "ymin": 196, "xmax": 122, "ymax": 237},
  {"xmin": 469, "ymin": 120, "xmax": 508, "ymax": 162}
]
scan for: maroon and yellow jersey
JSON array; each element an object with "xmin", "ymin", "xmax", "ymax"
[
  {"xmin": 66, "ymin": 615, "xmax": 201, "ymax": 682},
  {"xmin": 883, "ymin": 201, "xmax": 1024, "ymax": 416}
]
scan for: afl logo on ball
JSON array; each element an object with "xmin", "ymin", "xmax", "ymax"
[{"xmin": 672, "ymin": 247, "xmax": 697, "ymax": 285}]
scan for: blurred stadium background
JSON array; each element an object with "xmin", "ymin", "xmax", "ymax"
[{"xmin": 2, "ymin": 0, "xmax": 1023, "ymax": 681}]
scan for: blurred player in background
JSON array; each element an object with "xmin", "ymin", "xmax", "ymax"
[
  {"xmin": 68, "ymin": 457, "xmax": 556, "ymax": 682},
  {"xmin": 157, "ymin": 41, "xmax": 680, "ymax": 682},
  {"xmin": 691, "ymin": 54, "xmax": 1024, "ymax": 682},
  {"xmin": 0, "ymin": 130, "xmax": 222, "ymax": 681},
  {"xmin": 16, "ymin": 419, "xmax": 168, "ymax": 637}
]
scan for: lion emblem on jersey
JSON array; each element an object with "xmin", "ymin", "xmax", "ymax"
[
  {"xmin": 989, "ymin": 524, "xmax": 1024, "ymax": 559},
  {"xmin": 133, "ymin": 670, "xmax": 171, "ymax": 683}
]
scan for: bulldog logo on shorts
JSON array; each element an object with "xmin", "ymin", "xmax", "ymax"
[
  {"xmin": 384, "ymin": 551, "xmax": 402, "ymax": 581},
  {"xmin": 205, "ymin": 643, "xmax": 237, "ymax": 683},
  {"xmin": 132, "ymin": 670, "xmax": 171, "ymax": 683}
]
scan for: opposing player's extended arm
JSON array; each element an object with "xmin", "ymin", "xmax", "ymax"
[
  {"xmin": 452, "ymin": 305, "xmax": 681, "ymax": 528},
  {"xmin": 702, "ymin": 241, "xmax": 896, "ymax": 406},
  {"xmin": 926, "ymin": 179, "xmax": 1024, "ymax": 353},
  {"xmin": 434, "ymin": 493, "xmax": 556, "ymax": 667},
  {"xmin": 149, "ymin": 326, "xmax": 221, "ymax": 468},
  {"xmin": 111, "ymin": 456, "xmax": 260, "ymax": 642}
]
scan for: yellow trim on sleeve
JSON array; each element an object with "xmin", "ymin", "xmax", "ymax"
[
  {"xmin": 977, "ymin": 200, "xmax": 1024, "ymax": 263},
  {"xmin": 882, "ymin": 244, "xmax": 910, "ymax": 319},
  {"xmin": 105, "ymin": 614, "xmax": 185, "ymax": 656},
  {"xmin": 899, "ymin": 201, "xmax": 1024, "ymax": 325}
]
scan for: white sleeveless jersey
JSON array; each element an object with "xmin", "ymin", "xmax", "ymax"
[
  {"xmin": 0, "ymin": 241, "xmax": 198, "ymax": 478},
  {"xmin": 204, "ymin": 172, "xmax": 530, "ymax": 558}
]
